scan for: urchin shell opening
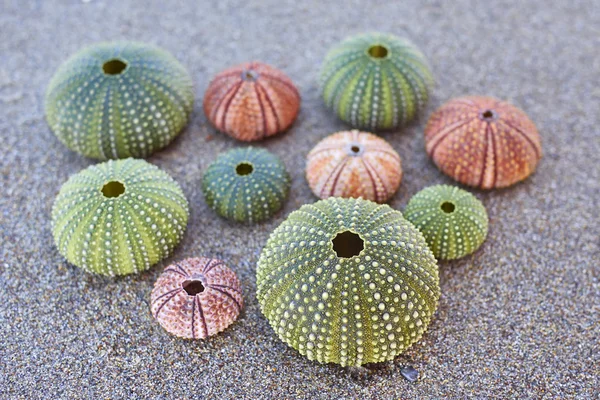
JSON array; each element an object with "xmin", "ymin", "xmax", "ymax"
[
  {"xmin": 242, "ymin": 69, "xmax": 259, "ymax": 81},
  {"xmin": 440, "ymin": 201, "xmax": 455, "ymax": 213},
  {"xmin": 368, "ymin": 45, "xmax": 388, "ymax": 59},
  {"xmin": 182, "ymin": 279, "xmax": 205, "ymax": 296},
  {"xmin": 332, "ymin": 231, "xmax": 364, "ymax": 258},
  {"xmin": 102, "ymin": 59, "xmax": 128, "ymax": 75},
  {"xmin": 101, "ymin": 181, "xmax": 125, "ymax": 198},
  {"xmin": 479, "ymin": 109, "xmax": 497, "ymax": 121},
  {"xmin": 235, "ymin": 162, "xmax": 254, "ymax": 176}
]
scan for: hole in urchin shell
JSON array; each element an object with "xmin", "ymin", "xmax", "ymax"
[
  {"xmin": 242, "ymin": 69, "xmax": 259, "ymax": 81},
  {"xmin": 236, "ymin": 162, "xmax": 254, "ymax": 176},
  {"xmin": 102, "ymin": 59, "xmax": 127, "ymax": 75},
  {"xmin": 332, "ymin": 231, "xmax": 364, "ymax": 258},
  {"xmin": 351, "ymin": 145, "xmax": 361, "ymax": 153},
  {"xmin": 368, "ymin": 45, "xmax": 388, "ymax": 58},
  {"xmin": 441, "ymin": 201, "xmax": 455, "ymax": 213},
  {"xmin": 101, "ymin": 181, "xmax": 125, "ymax": 198},
  {"xmin": 480, "ymin": 109, "xmax": 497, "ymax": 121},
  {"xmin": 182, "ymin": 280, "xmax": 205, "ymax": 296}
]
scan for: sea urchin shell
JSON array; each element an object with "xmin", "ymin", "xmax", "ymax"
[
  {"xmin": 306, "ymin": 130, "xmax": 402, "ymax": 203},
  {"xmin": 45, "ymin": 41, "xmax": 194, "ymax": 160},
  {"xmin": 257, "ymin": 197, "xmax": 440, "ymax": 367},
  {"xmin": 320, "ymin": 32, "xmax": 433, "ymax": 130},
  {"xmin": 403, "ymin": 185, "xmax": 488, "ymax": 260},
  {"xmin": 51, "ymin": 158, "xmax": 189, "ymax": 276},
  {"xmin": 203, "ymin": 62, "xmax": 300, "ymax": 141},
  {"xmin": 151, "ymin": 257, "xmax": 243, "ymax": 339},
  {"xmin": 202, "ymin": 147, "xmax": 291, "ymax": 223},
  {"xmin": 425, "ymin": 96, "xmax": 542, "ymax": 189}
]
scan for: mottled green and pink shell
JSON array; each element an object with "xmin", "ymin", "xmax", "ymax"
[
  {"xmin": 202, "ymin": 147, "xmax": 290, "ymax": 223},
  {"xmin": 403, "ymin": 185, "xmax": 488, "ymax": 260},
  {"xmin": 51, "ymin": 158, "xmax": 189, "ymax": 276},
  {"xmin": 425, "ymin": 96, "xmax": 542, "ymax": 189},
  {"xmin": 320, "ymin": 32, "xmax": 433, "ymax": 130},
  {"xmin": 45, "ymin": 41, "xmax": 194, "ymax": 160},
  {"xmin": 257, "ymin": 197, "xmax": 440, "ymax": 367}
]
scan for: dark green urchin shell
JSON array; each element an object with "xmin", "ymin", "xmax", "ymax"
[
  {"xmin": 403, "ymin": 185, "xmax": 488, "ymax": 260},
  {"xmin": 51, "ymin": 158, "xmax": 189, "ymax": 276},
  {"xmin": 320, "ymin": 32, "xmax": 433, "ymax": 130},
  {"xmin": 256, "ymin": 197, "xmax": 440, "ymax": 367},
  {"xmin": 202, "ymin": 147, "xmax": 291, "ymax": 223},
  {"xmin": 45, "ymin": 41, "xmax": 194, "ymax": 160}
]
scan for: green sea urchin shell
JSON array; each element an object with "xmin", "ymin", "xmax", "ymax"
[
  {"xmin": 202, "ymin": 147, "xmax": 291, "ymax": 223},
  {"xmin": 51, "ymin": 158, "xmax": 189, "ymax": 276},
  {"xmin": 403, "ymin": 185, "xmax": 488, "ymax": 260},
  {"xmin": 320, "ymin": 32, "xmax": 433, "ymax": 130},
  {"xmin": 256, "ymin": 197, "xmax": 440, "ymax": 367},
  {"xmin": 45, "ymin": 41, "xmax": 194, "ymax": 160}
]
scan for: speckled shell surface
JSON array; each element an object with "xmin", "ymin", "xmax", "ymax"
[
  {"xmin": 202, "ymin": 147, "xmax": 291, "ymax": 223},
  {"xmin": 256, "ymin": 197, "xmax": 440, "ymax": 367},
  {"xmin": 151, "ymin": 257, "xmax": 243, "ymax": 339},
  {"xmin": 45, "ymin": 41, "xmax": 194, "ymax": 160},
  {"xmin": 425, "ymin": 96, "xmax": 542, "ymax": 189},
  {"xmin": 320, "ymin": 32, "xmax": 433, "ymax": 130},
  {"xmin": 306, "ymin": 130, "xmax": 402, "ymax": 203},
  {"xmin": 51, "ymin": 158, "xmax": 189, "ymax": 276},
  {"xmin": 203, "ymin": 62, "xmax": 300, "ymax": 141},
  {"xmin": 403, "ymin": 185, "xmax": 488, "ymax": 260}
]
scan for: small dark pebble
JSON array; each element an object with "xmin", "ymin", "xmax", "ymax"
[{"xmin": 400, "ymin": 366, "xmax": 419, "ymax": 382}]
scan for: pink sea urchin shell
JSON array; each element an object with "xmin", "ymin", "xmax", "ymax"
[{"xmin": 151, "ymin": 257, "xmax": 243, "ymax": 339}]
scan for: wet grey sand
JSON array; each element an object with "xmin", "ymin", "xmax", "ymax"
[{"xmin": 1, "ymin": 0, "xmax": 598, "ymax": 398}]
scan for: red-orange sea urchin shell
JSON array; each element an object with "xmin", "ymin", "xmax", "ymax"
[
  {"xmin": 306, "ymin": 130, "xmax": 402, "ymax": 203},
  {"xmin": 425, "ymin": 96, "xmax": 542, "ymax": 189},
  {"xmin": 203, "ymin": 62, "xmax": 301, "ymax": 141},
  {"xmin": 151, "ymin": 257, "xmax": 243, "ymax": 339}
]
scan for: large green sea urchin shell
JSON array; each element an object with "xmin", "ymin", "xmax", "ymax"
[
  {"xmin": 256, "ymin": 197, "xmax": 440, "ymax": 367},
  {"xmin": 51, "ymin": 158, "xmax": 189, "ymax": 276},
  {"xmin": 403, "ymin": 185, "xmax": 488, "ymax": 260},
  {"xmin": 320, "ymin": 32, "xmax": 433, "ymax": 130},
  {"xmin": 45, "ymin": 41, "xmax": 194, "ymax": 160},
  {"xmin": 202, "ymin": 147, "xmax": 291, "ymax": 223}
]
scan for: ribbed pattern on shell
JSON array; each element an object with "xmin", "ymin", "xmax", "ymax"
[
  {"xmin": 425, "ymin": 96, "xmax": 542, "ymax": 189},
  {"xmin": 203, "ymin": 62, "xmax": 300, "ymax": 141},
  {"xmin": 51, "ymin": 158, "xmax": 189, "ymax": 276},
  {"xmin": 45, "ymin": 41, "xmax": 194, "ymax": 160},
  {"xmin": 202, "ymin": 147, "xmax": 291, "ymax": 223},
  {"xmin": 403, "ymin": 185, "xmax": 488, "ymax": 260},
  {"xmin": 306, "ymin": 130, "xmax": 402, "ymax": 203},
  {"xmin": 257, "ymin": 198, "xmax": 440, "ymax": 367},
  {"xmin": 320, "ymin": 32, "xmax": 433, "ymax": 130},
  {"xmin": 151, "ymin": 257, "xmax": 243, "ymax": 339}
]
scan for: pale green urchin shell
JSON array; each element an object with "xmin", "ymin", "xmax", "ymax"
[
  {"xmin": 45, "ymin": 41, "xmax": 194, "ymax": 160},
  {"xmin": 256, "ymin": 197, "xmax": 440, "ymax": 367},
  {"xmin": 202, "ymin": 147, "xmax": 291, "ymax": 223},
  {"xmin": 403, "ymin": 185, "xmax": 488, "ymax": 260},
  {"xmin": 320, "ymin": 32, "xmax": 433, "ymax": 130},
  {"xmin": 51, "ymin": 158, "xmax": 189, "ymax": 276}
]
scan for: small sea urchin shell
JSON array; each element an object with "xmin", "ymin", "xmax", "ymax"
[
  {"xmin": 257, "ymin": 197, "xmax": 440, "ymax": 367},
  {"xmin": 306, "ymin": 130, "xmax": 402, "ymax": 203},
  {"xmin": 151, "ymin": 257, "xmax": 243, "ymax": 339},
  {"xmin": 320, "ymin": 32, "xmax": 433, "ymax": 130},
  {"xmin": 202, "ymin": 147, "xmax": 291, "ymax": 223},
  {"xmin": 203, "ymin": 62, "xmax": 301, "ymax": 141},
  {"xmin": 45, "ymin": 41, "xmax": 194, "ymax": 160},
  {"xmin": 51, "ymin": 158, "xmax": 189, "ymax": 276},
  {"xmin": 403, "ymin": 185, "xmax": 488, "ymax": 260},
  {"xmin": 425, "ymin": 96, "xmax": 542, "ymax": 189}
]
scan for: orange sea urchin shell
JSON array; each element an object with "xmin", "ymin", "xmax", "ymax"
[
  {"xmin": 306, "ymin": 130, "xmax": 402, "ymax": 203},
  {"xmin": 203, "ymin": 62, "xmax": 300, "ymax": 141},
  {"xmin": 425, "ymin": 96, "xmax": 542, "ymax": 189},
  {"xmin": 151, "ymin": 257, "xmax": 243, "ymax": 339}
]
